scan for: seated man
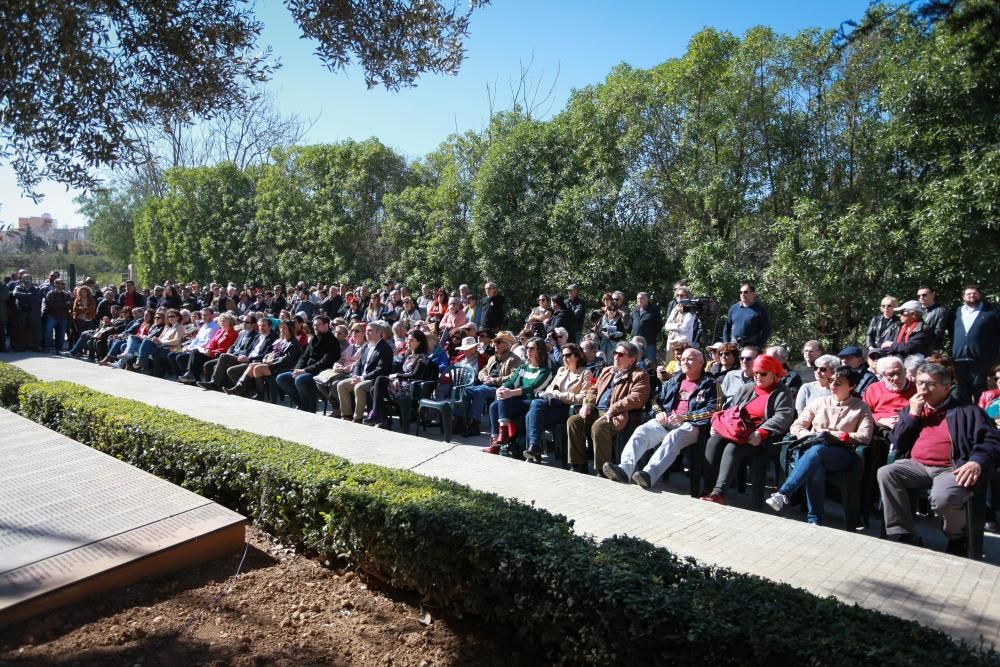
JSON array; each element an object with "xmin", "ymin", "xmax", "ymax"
[
  {"xmin": 198, "ymin": 314, "xmax": 259, "ymax": 390},
  {"xmin": 167, "ymin": 307, "xmax": 218, "ymax": 376},
  {"xmin": 580, "ymin": 337, "xmax": 606, "ymax": 376},
  {"xmin": 460, "ymin": 331, "xmax": 521, "ymax": 437},
  {"xmin": 721, "ymin": 346, "xmax": 758, "ymax": 401},
  {"xmin": 566, "ymin": 341, "xmax": 650, "ymax": 474},
  {"xmin": 603, "ymin": 347, "xmax": 718, "ymax": 489},
  {"xmin": 316, "ymin": 323, "xmax": 365, "ymax": 415},
  {"xmin": 275, "ymin": 315, "xmax": 340, "ymax": 411},
  {"xmin": 766, "ymin": 345, "xmax": 802, "ymax": 397},
  {"xmin": 863, "ymin": 355, "xmax": 916, "ymax": 428},
  {"xmin": 335, "ymin": 321, "xmax": 393, "ymax": 422},
  {"xmin": 838, "ymin": 346, "xmax": 877, "ymax": 397},
  {"xmin": 877, "ymin": 362, "xmax": 1000, "ymax": 553},
  {"xmin": 218, "ymin": 317, "xmax": 277, "ymax": 389}
]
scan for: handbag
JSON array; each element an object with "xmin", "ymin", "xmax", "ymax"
[{"xmin": 710, "ymin": 406, "xmax": 755, "ymax": 444}]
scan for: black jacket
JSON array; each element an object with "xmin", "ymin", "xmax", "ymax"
[
  {"xmin": 892, "ymin": 397, "xmax": 1000, "ymax": 471},
  {"xmin": 353, "ymin": 339, "xmax": 393, "ymax": 381},
  {"xmin": 295, "ymin": 331, "xmax": 341, "ymax": 375},
  {"xmin": 228, "ymin": 329, "xmax": 259, "ymax": 358},
  {"xmin": 247, "ymin": 330, "xmax": 278, "ymax": 362},
  {"xmin": 478, "ymin": 293, "xmax": 506, "ymax": 330},
  {"xmin": 546, "ymin": 309, "xmax": 577, "ymax": 343},
  {"xmin": 655, "ymin": 371, "xmax": 719, "ymax": 427}
]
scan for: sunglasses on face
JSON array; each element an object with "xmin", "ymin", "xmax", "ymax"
[{"xmin": 740, "ymin": 356, "xmax": 754, "ymax": 362}]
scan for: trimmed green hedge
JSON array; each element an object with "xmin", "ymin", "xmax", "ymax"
[
  {"xmin": 9, "ymin": 367, "xmax": 998, "ymax": 665},
  {"xmin": 0, "ymin": 363, "xmax": 36, "ymax": 410}
]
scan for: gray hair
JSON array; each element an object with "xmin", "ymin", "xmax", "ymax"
[
  {"xmin": 632, "ymin": 336, "xmax": 647, "ymax": 349},
  {"xmin": 916, "ymin": 362, "xmax": 952, "ymax": 384},
  {"xmin": 766, "ymin": 345, "xmax": 789, "ymax": 363},
  {"xmin": 815, "ymin": 354, "xmax": 840, "ymax": 370},
  {"xmin": 616, "ymin": 341, "xmax": 640, "ymax": 358},
  {"xmin": 876, "ymin": 355, "xmax": 904, "ymax": 374},
  {"xmin": 554, "ymin": 327, "xmax": 569, "ymax": 340},
  {"xmin": 903, "ymin": 354, "xmax": 926, "ymax": 373}
]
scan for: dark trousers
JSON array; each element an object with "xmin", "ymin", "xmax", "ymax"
[
  {"xmin": 276, "ymin": 371, "xmax": 319, "ymax": 411},
  {"xmin": 954, "ymin": 360, "xmax": 989, "ymax": 404},
  {"xmin": 185, "ymin": 350, "xmax": 211, "ymax": 379},
  {"xmin": 168, "ymin": 351, "xmax": 191, "ymax": 376},
  {"xmin": 705, "ymin": 435, "xmax": 761, "ymax": 495}
]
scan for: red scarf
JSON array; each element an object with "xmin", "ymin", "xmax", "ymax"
[{"xmin": 897, "ymin": 320, "xmax": 919, "ymax": 343}]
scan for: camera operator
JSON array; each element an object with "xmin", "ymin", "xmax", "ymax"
[{"xmin": 664, "ymin": 285, "xmax": 698, "ymax": 349}]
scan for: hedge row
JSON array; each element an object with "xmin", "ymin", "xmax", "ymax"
[
  {"xmin": 3, "ymin": 363, "xmax": 996, "ymax": 665},
  {"xmin": 0, "ymin": 363, "xmax": 37, "ymax": 409}
]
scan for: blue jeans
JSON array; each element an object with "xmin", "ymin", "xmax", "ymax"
[
  {"xmin": 106, "ymin": 338, "xmax": 128, "ymax": 359},
  {"xmin": 137, "ymin": 339, "xmax": 171, "ymax": 372},
  {"xmin": 276, "ymin": 371, "xmax": 319, "ymax": 411},
  {"xmin": 43, "ymin": 317, "xmax": 68, "ymax": 352},
  {"xmin": 778, "ymin": 444, "xmax": 855, "ymax": 525},
  {"xmin": 488, "ymin": 397, "xmax": 533, "ymax": 436},
  {"xmin": 524, "ymin": 399, "xmax": 569, "ymax": 451},
  {"xmin": 462, "ymin": 384, "xmax": 497, "ymax": 422},
  {"xmin": 643, "ymin": 343, "xmax": 657, "ymax": 365}
]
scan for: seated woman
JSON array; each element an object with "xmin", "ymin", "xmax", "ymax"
[
  {"xmin": 701, "ymin": 354, "xmax": 795, "ymax": 504},
  {"xmin": 795, "ymin": 354, "xmax": 840, "ymax": 414},
  {"xmin": 485, "ymin": 338, "xmax": 553, "ymax": 452},
  {"xmin": 100, "ymin": 308, "xmax": 155, "ymax": 366},
  {"xmin": 707, "ymin": 342, "xmax": 739, "ymax": 378},
  {"xmin": 522, "ymin": 342, "xmax": 592, "ymax": 462},
  {"xmin": 112, "ymin": 309, "xmax": 166, "ymax": 369},
  {"xmin": 397, "ymin": 297, "xmax": 423, "ymax": 328},
  {"xmin": 137, "ymin": 308, "xmax": 185, "ymax": 373},
  {"xmin": 766, "ymin": 366, "xmax": 874, "ymax": 525},
  {"xmin": 367, "ymin": 329, "xmax": 433, "ymax": 428},
  {"xmin": 364, "ymin": 292, "xmax": 390, "ymax": 323},
  {"xmin": 225, "ymin": 319, "xmax": 300, "ymax": 398},
  {"xmin": 663, "ymin": 337, "xmax": 691, "ymax": 375},
  {"xmin": 179, "ymin": 312, "xmax": 239, "ymax": 383}
]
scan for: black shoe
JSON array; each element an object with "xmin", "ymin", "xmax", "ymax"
[
  {"xmin": 178, "ymin": 374, "xmax": 197, "ymax": 384},
  {"xmin": 461, "ymin": 419, "xmax": 480, "ymax": 438},
  {"xmin": 196, "ymin": 381, "xmax": 216, "ymax": 391},
  {"xmin": 523, "ymin": 446, "xmax": 542, "ymax": 463},
  {"xmin": 945, "ymin": 536, "xmax": 969, "ymax": 556},
  {"xmin": 632, "ymin": 470, "xmax": 652, "ymax": 489},
  {"xmin": 601, "ymin": 462, "xmax": 629, "ymax": 483},
  {"xmin": 888, "ymin": 533, "xmax": 924, "ymax": 547},
  {"xmin": 224, "ymin": 383, "xmax": 245, "ymax": 396}
]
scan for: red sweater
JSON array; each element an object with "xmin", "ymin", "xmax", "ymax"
[
  {"xmin": 863, "ymin": 381, "xmax": 916, "ymax": 421},
  {"xmin": 205, "ymin": 327, "xmax": 238, "ymax": 358}
]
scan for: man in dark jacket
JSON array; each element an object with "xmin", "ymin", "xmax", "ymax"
[
  {"xmin": 918, "ymin": 285, "xmax": 949, "ymax": 351},
  {"xmin": 630, "ymin": 292, "xmax": 662, "ymax": 364},
  {"xmin": 603, "ymin": 347, "xmax": 718, "ymax": 489},
  {"xmin": 336, "ymin": 321, "xmax": 393, "ymax": 421},
  {"xmin": 879, "ymin": 362, "xmax": 1000, "ymax": 553},
  {"xmin": 42, "ymin": 278, "xmax": 72, "ymax": 352},
  {"xmin": 548, "ymin": 295, "xmax": 577, "ymax": 344},
  {"xmin": 276, "ymin": 315, "xmax": 341, "ymax": 411},
  {"xmin": 565, "ymin": 284, "xmax": 586, "ymax": 338},
  {"xmin": 198, "ymin": 314, "xmax": 260, "ymax": 391},
  {"xmin": 478, "ymin": 282, "xmax": 506, "ymax": 333},
  {"xmin": 12, "ymin": 274, "xmax": 42, "ymax": 351},
  {"xmin": 951, "ymin": 284, "xmax": 1000, "ymax": 404},
  {"xmin": 879, "ymin": 300, "xmax": 934, "ymax": 358}
]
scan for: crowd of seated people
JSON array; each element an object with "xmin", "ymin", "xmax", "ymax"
[{"xmin": 4, "ymin": 270, "xmax": 998, "ymax": 556}]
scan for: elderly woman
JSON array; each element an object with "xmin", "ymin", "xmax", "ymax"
[
  {"xmin": 226, "ymin": 319, "xmax": 300, "ymax": 398},
  {"xmin": 866, "ymin": 296, "xmax": 900, "ymax": 350},
  {"xmin": 701, "ymin": 354, "xmax": 795, "ymax": 504},
  {"xmin": 664, "ymin": 288, "xmax": 697, "ymax": 349},
  {"xmin": 179, "ymin": 312, "xmax": 239, "ymax": 383},
  {"xmin": 486, "ymin": 337, "xmax": 554, "ymax": 452},
  {"xmin": 398, "ymin": 296, "xmax": 423, "ymax": 328},
  {"xmin": 766, "ymin": 366, "xmax": 874, "ymax": 525},
  {"xmin": 795, "ymin": 353, "xmax": 840, "ymax": 413},
  {"xmin": 708, "ymin": 342, "xmax": 740, "ymax": 378},
  {"xmin": 522, "ymin": 342, "xmax": 592, "ymax": 462},
  {"xmin": 439, "ymin": 296, "xmax": 468, "ymax": 333}
]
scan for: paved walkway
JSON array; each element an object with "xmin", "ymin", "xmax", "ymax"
[{"xmin": 9, "ymin": 354, "xmax": 1000, "ymax": 647}]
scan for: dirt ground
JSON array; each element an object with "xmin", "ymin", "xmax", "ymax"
[{"xmin": 0, "ymin": 529, "xmax": 529, "ymax": 667}]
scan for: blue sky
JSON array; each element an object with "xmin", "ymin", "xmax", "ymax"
[{"xmin": 0, "ymin": 0, "xmax": 874, "ymax": 228}]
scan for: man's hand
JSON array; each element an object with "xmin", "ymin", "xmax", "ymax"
[
  {"xmin": 909, "ymin": 391, "xmax": 927, "ymax": 417},
  {"xmin": 351, "ymin": 376, "xmax": 362, "ymax": 385},
  {"xmin": 238, "ymin": 355, "xmax": 249, "ymax": 363},
  {"xmin": 580, "ymin": 405, "xmax": 592, "ymax": 419},
  {"xmin": 880, "ymin": 340, "xmax": 892, "ymax": 350},
  {"xmin": 655, "ymin": 411, "xmax": 671, "ymax": 427},
  {"xmin": 666, "ymin": 413, "xmax": 685, "ymax": 427},
  {"xmin": 954, "ymin": 461, "xmax": 982, "ymax": 488},
  {"xmin": 292, "ymin": 369, "xmax": 304, "ymax": 376},
  {"xmin": 748, "ymin": 431, "xmax": 763, "ymax": 447}
]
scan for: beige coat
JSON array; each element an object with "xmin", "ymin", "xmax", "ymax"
[{"xmin": 791, "ymin": 394, "xmax": 874, "ymax": 445}]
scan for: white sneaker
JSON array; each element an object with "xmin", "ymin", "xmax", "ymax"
[{"xmin": 765, "ymin": 492, "xmax": 788, "ymax": 513}]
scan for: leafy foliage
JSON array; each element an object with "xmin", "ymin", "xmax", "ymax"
[{"xmin": 8, "ymin": 366, "xmax": 999, "ymax": 665}]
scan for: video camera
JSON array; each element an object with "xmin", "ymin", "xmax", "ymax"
[{"xmin": 677, "ymin": 297, "xmax": 719, "ymax": 319}]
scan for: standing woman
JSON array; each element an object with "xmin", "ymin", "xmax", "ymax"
[
  {"xmin": 595, "ymin": 302, "xmax": 626, "ymax": 363},
  {"xmin": 71, "ymin": 285, "xmax": 97, "ymax": 344},
  {"xmin": 522, "ymin": 342, "xmax": 592, "ymax": 462},
  {"xmin": 866, "ymin": 296, "xmax": 900, "ymax": 350},
  {"xmin": 226, "ymin": 320, "xmax": 301, "ymax": 398},
  {"xmin": 485, "ymin": 337, "xmax": 554, "ymax": 453}
]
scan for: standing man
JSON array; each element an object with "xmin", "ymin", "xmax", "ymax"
[
  {"xmin": 795, "ymin": 340, "xmax": 824, "ymax": 384},
  {"xmin": 917, "ymin": 285, "xmax": 948, "ymax": 351},
  {"xmin": 565, "ymin": 284, "xmax": 586, "ymax": 339},
  {"xmin": 630, "ymin": 292, "xmax": 662, "ymax": 364},
  {"xmin": 722, "ymin": 283, "xmax": 771, "ymax": 349},
  {"xmin": 12, "ymin": 274, "xmax": 42, "ymax": 352},
  {"xmin": 951, "ymin": 284, "xmax": 1000, "ymax": 404},
  {"xmin": 478, "ymin": 282, "xmax": 506, "ymax": 333}
]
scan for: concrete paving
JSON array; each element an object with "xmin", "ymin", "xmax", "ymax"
[{"xmin": 8, "ymin": 353, "xmax": 1000, "ymax": 648}]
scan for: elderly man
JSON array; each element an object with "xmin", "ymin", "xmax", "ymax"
[
  {"xmin": 917, "ymin": 285, "xmax": 948, "ymax": 351},
  {"xmin": 794, "ymin": 340, "xmax": 824, "ymax": 384},
  {"xmin": 767, "ymin": 345, "xmax": 801, "ymax": 396},
  {"xmin": 838, "ymin": 346, "xmax": 878, "ymax": 397},
  {"xmin": 580, "ymin": 337, "xmax": 606, "ymax": 375},
  {"xmin": 461, "ymin": 331, "xmax": 522, "ymax": 438},
  {"xmin": 198, "ymin": 314, "xmax": 260, "ymax": 390},
  {"xmin": 336, "ymin": 321, "xmax": 393, "ymax": 422},
  {"xmin": 316, "ymin": 323, "xmax": 366, "ymax": 414},
  {"xmin": 863, "ymin": 355, "xmax": 916, "ymax": 428},
  {"xmin": 167, "ymin": 307, "xmax": 218, "ymax": 376},
  {"xmin": 478, "ymin": 282, "xmax": 506, "ymax": 333},
  {"xmin": 951, "ymin": 284, "xmax": 1000, "ymax": 404},
  {"xmin": 565, "ymin": 284, "xmax": 586, "ymax": 338},
  {"xmin": 722, "ymin": 283, "xmax": 771, "ymax": 349},
  {"xmin": 878, "ymin": 363, "xmax": 1000, "ymax": 553},
  {"xmin": 566, "ymin": 341, "xmax": 650, "ymax": 474},
  {"xmin": 630, "ymin": 292, "xmax": 662, "ymax": 364},
  {"xmin": 721, "ymin": 346, "xmax": 759, "ymax": 400},
  {"xmin": 880, "ymin": 300, "xmax": 934, "ymax": 358},
  {"xmin": 603, "ymin": 347, "xmax": 718, "ymax": 489}
]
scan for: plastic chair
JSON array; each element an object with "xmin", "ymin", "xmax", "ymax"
[
  {"xmin": 417, "ymin": 366, "xmax": 475, "ymax": 442},
  {"xmin": 779, "ymin": 437, "xmax": 868, "ymax": 529},
  {"xmin": 391, "ymin": 379, "xmax": 437, "ymax": 434}
]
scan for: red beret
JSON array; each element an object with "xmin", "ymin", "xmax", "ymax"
[{"xmin": 752, "ymin": 354, "xmax": 786, "ymax": 379}]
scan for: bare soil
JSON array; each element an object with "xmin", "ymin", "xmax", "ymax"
[{"xmin": 0, "ymin": 529, "xmax": 529, "ymax": 667}]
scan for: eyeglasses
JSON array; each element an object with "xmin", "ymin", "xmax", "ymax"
[
  {"xmin": 815, "ymin": 367, "xmax": 832, "ymax": 374},
  {"xmin": 721, "ymin": 351, "xmax": 736, "ymax": 357},
  {"xmin": 154, "ymin": 315, "xmax": 164, "ymax": 319},
  {"xmin": 740, "ymin": 356, "xmax": 754, "ymax": 362},
  {"xmin": 613, "ymin": 350, "xmax": 626, "ymax": 357},
  {"xmin": 740, "ymin": 290, "xmax": 752, "ymax": 294}
]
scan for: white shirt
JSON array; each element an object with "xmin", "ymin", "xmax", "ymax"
[{"xmin": 961, "ymin": 303, "xmax": 982, "ymax": 333}]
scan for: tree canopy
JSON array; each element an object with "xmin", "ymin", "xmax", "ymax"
[{"xmin": 1, "ymin": 0, "xmax": 489, "ymax": 198}]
